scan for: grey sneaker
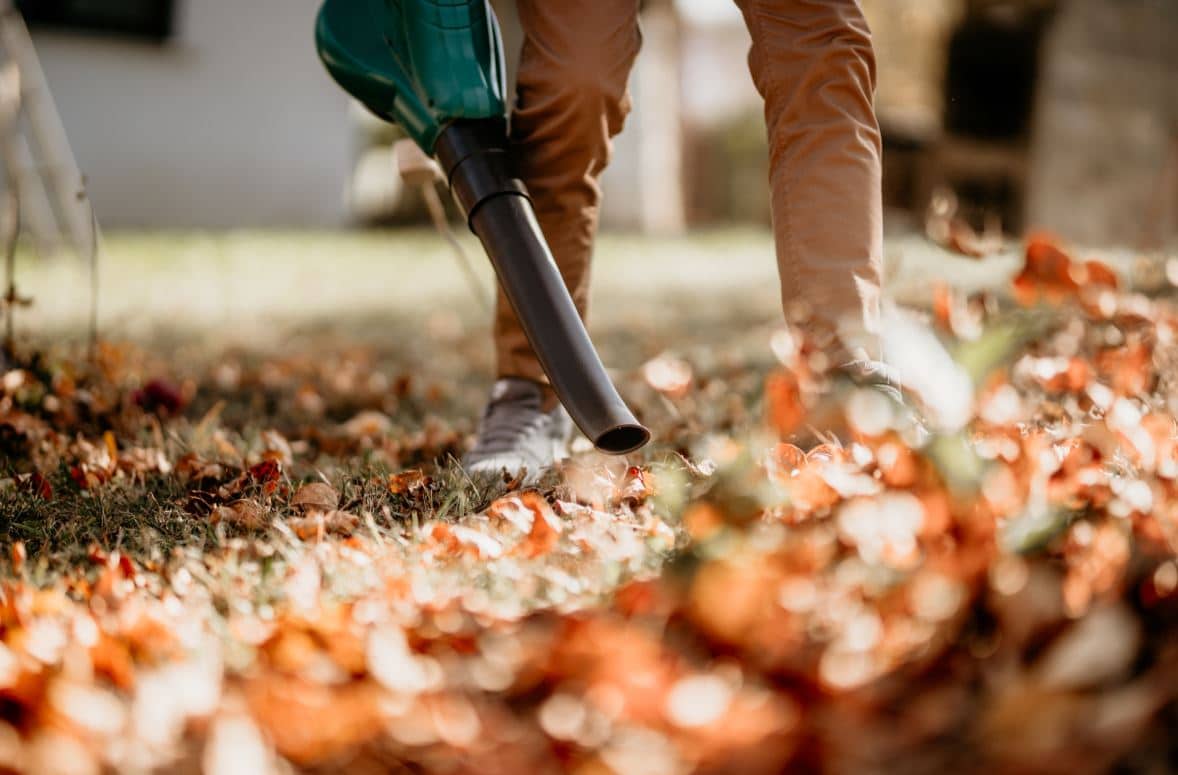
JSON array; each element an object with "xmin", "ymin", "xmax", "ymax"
[{"xmin": 463, "ymin": 378, "xmax": 573, "ymax": 480}]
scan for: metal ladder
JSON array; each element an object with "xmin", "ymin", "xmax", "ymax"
[
  {"xmin": 0, "ymin": 4, "xmax": 101, "ymax": 354},
  {"xmin": 0, "ymin": 2, "xmax": 97, "ymax": 261}
]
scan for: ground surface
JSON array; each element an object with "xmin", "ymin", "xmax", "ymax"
[{"xmin": 0, "ymin": 229, "xmax": 1176, "ymax": 774}]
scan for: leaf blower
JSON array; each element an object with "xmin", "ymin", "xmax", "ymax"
[{"xmin": 315, "ymin": 0, "xmax": 649, "ymax": 455}]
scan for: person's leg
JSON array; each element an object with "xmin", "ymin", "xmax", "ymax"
[
  {"xmin": 734, "ymin": 0, "xmax": 884, "ymax": 361},
  {"xmin": 495, "ymin": 0, "xmax": 642, "ymax": 388}
]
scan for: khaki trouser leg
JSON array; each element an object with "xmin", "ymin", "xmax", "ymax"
[
  {"xmin": 736, "ymin": 0, "xmax": 884, "ymax": 358},
  {"xmin": 496, "ymin": 0, "xmax": 883, "ymax": 378},
  {"xmin": 495, "ymin": 0, "xmax": 642, "ymax": 383}
]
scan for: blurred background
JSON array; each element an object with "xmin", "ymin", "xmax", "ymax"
[
  {"xmin": 0, "ymin": 0, "xmax": 1174, "ymax": 347},
  {"xmin": 7, "ymin": 0, "xmax": 1173, "ymax": 243}
]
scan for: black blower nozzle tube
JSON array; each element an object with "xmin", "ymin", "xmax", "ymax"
[{"xmin": 436, "ymin": 119, "xmax": 649, "ymax": 455}]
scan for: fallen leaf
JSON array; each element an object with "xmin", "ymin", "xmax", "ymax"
[
  {"xmin": 342, "ymin": 410, "xmax": 392, "ymax": 439},
  {"xmin": 212, "ymin": 500, "xmax": 268, "ymax": 530},
  {"xmin": 388, "ymin": 469, "xmax": 428, "ymax": 495},
  {"xmin": 643, "ymin": 354, "xmax": 693, "ymax": 397},
  {"xmin": 291, "ymin": 482, "xmax": 338, "ymax": 512}
]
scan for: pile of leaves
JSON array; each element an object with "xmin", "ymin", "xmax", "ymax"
[{"xmin": 0, "ymin": 235, "xmax": 1176, "ymax": 774}]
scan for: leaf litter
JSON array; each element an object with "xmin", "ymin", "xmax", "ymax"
[{"xmin": 0, "ymin": 235, "xmax": 1175, "ymax": 772}]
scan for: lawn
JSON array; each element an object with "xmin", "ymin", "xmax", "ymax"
[{"xmin": 0, "ymin": 228, "xmax": 1174, "ymax": 774}]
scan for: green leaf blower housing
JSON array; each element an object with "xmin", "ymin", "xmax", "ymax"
[{"xmin": 316, "ymin": 0, "xmax": 650, "ymax": 455}]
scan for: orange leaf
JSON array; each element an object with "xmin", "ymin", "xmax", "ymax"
[
  {"xmin": 1013, "ymin": 234, "xmax": 1078, "ymax": 305},
  {"xmin": 765, "ymin": 370, "xmax": 804, "ymax": 437},
  {"xmin": 103, "ymin": 430, "xmax": 118, "ymax": 473},
  {"xmin": 1081, "ymin": 259, "xmax": 1119, "ymax": 289},
  {"xmin": 388, "ymin": 469, "xmax": 428, "ymax": 495},
  {"xmin": 10, "ymin": 542, "xmax": 24, "ymax": 573},
  {"xmin": 1096, "ymin": 342, "xmax": 1152, "ymax": 396},
  {"xmin": 766, "ymin": 443, "xmax": 806, "ymax": 483},
  {"xmin": 426, "ymin": 523, "xmax": 464, "ymax": 557},
  {"xmin": 932, "ymin": 283, "xmax": 954, "ymax": 330},
  {"xmin": 490, "ymin": 491, "xmax": 561, "ymax": 558}
]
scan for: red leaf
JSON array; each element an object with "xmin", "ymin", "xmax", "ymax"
[
  {"xmin": 245, "ymin": 460, "xmax": 283, "ymax": 496},
  {"xmin": 133, "ymin": 377, "xmax": 186, "ymax": 415},
  {"xmin": 16, "ymin": 472, "xmax": 53, "ymax": 500}
]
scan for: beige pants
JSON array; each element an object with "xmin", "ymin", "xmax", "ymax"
[{"xmin": 497, "ymin": 0, "xmax": 883, "ymax": 382}]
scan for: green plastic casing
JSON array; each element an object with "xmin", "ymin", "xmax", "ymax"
[{"xmin": 315, "ymin": 0, "xmax": 508, "ymax": 153}]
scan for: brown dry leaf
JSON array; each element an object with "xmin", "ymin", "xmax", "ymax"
[
  {"xmin": 174, "ymin": 453, "xmax": 224, "ymax": 484},
  {"xmin": 248, "ymin": 460, "xmax": 282, "ymax": 485},
  {"xmin": 15, "ymin": 473, "xmax": 52, "ymax": 500},
  {"xmin": 7, "ymin": 237, "xmax": 1178, "ymax": 774},
  {"xmin": 342, "ymin": 410, "xmax": 392, "ymax": 439},
  {"xmin": 69, "ymin": 464, "xmax": 108, "ymax": 491},
  {"xmin": 291, "ymin": 482, "xmax": 339, "ymax": 512},
  {"xmin": 212, "ymin": 500, "xmax": 268, "ymax": 530},
  {"xmin": 948, "ymin": 217, "xmax": 1003, "ymax": 258},
  {"xmin": 324, "ymin": 510, "xmax": 359, "ymax": 533},
  {"xmin": 212, "ymin": 430, "xmax": 241, "ymax": 460},
  {"xmin": 290, "ymin": 510, "xmax": 359, "ymax": 541},
  {"xmin": 260, "ymin": 429, "xmax": 294, "ymax": 465},
  {"xmin": 925, "ymin": 189, "xmax": 1003, "ymax": 258},
  {"xmin": 388, "ymin": 469, "xmax": 428, "ymax": 495},
  {"xmin": 933, "ymin": 216, "xmax": 1004, "ymax": 259}
]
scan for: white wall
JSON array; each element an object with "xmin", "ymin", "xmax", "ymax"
[{"xmin": 29, "ymin": 0, "xmax": 353, "ymax": 228}]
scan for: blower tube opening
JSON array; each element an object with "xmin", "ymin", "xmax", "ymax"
[{"xmin": 595, "ymin": 424, "xmax": 651, "ymax": 456}]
